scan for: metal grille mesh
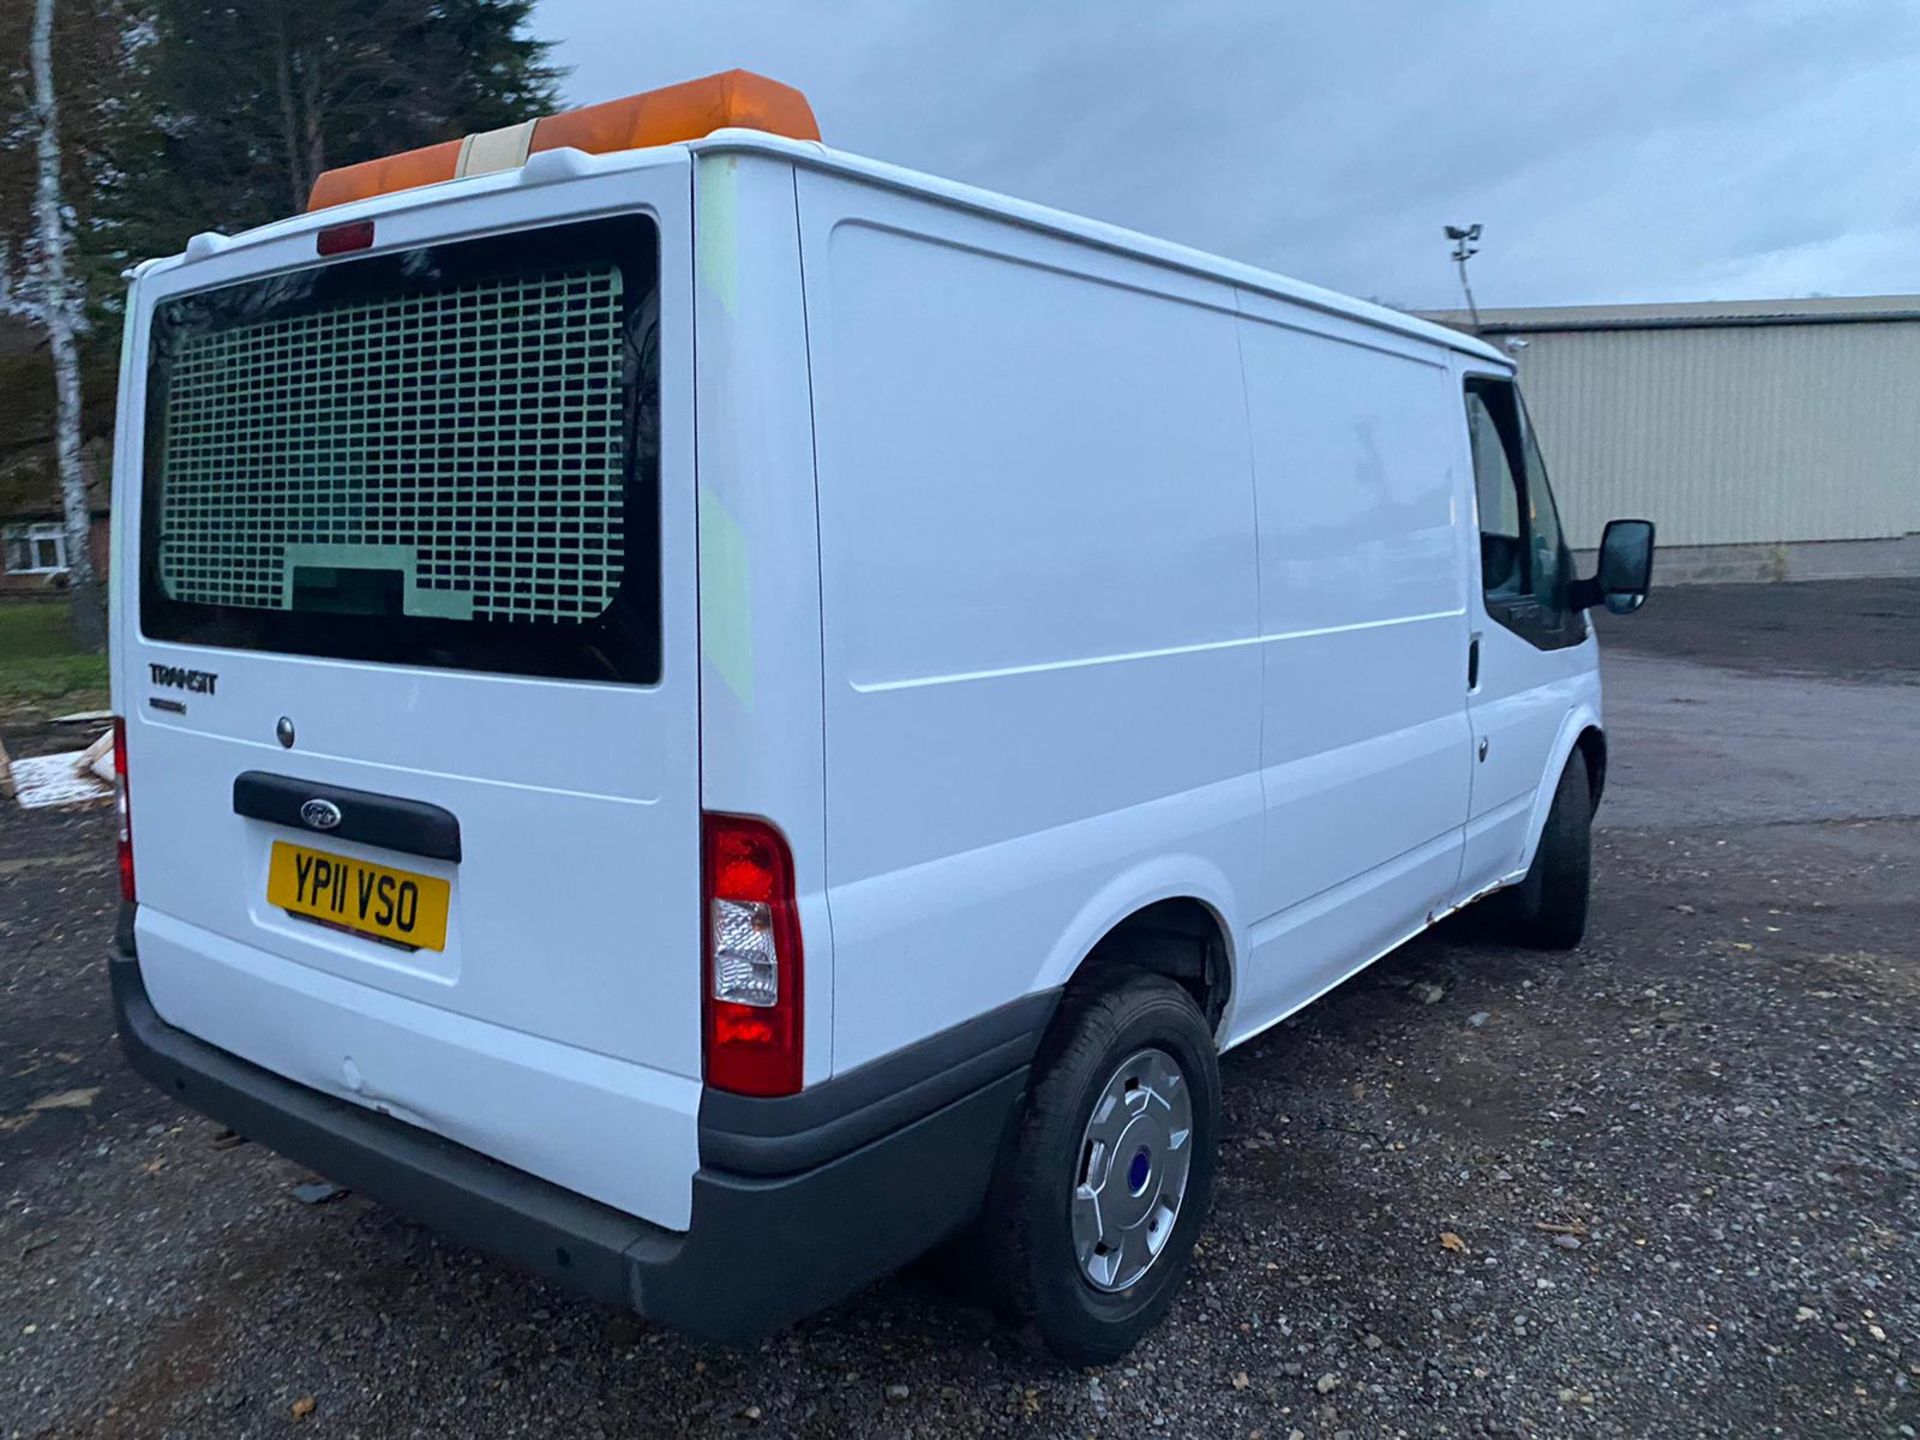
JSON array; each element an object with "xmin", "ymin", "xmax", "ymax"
[{"xmin": 156, "ymin": 264, "xmax": 627, "ymax": 624}]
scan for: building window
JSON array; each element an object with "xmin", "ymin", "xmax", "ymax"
[{"xmin": 2, "ymin": 522, "xmax": 69, "ymax": 575}]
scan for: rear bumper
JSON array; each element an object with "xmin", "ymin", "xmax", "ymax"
[{"xmin": 112, "ymin": 939, "xmax": 1048, "ymax": 1342}]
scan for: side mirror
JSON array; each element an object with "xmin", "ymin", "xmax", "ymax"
[{"xmin": 1571, "ymin": 518, "xmax": 1655, "ymax": 614}]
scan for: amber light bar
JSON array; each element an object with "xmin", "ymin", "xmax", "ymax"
[{"xmin": 306, "ymin": 68, "xmax": 819, "ymax": 213}]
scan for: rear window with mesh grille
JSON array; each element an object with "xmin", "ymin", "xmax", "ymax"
[{"xmin": 139, "ymin": 215, "xmax": 661, "ymax": 682}]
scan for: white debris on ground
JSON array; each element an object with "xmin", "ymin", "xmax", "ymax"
[
  {"xmin": 7, "ymin": 741, "xmax": 113, "ymax": 809},
  {"xmin": 75, "ymin": 728, "xmax": 115, "ymax": 783}
]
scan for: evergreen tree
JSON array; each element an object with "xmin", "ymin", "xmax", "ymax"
[
  {"xmin": 429, "ymin": 0, "xmax": 560, "ymax": 137},
  {"xmin": 117, "ymin": 0, "xmax": 561, "ymax": 255}
]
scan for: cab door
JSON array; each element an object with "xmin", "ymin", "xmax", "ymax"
[{"xmin": 1454, "ymin": 370, "xmax": 1594, "ymax": 902}]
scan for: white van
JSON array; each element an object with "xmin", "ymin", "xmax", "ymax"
[{"xmin": 108, "ymin": 71, "xmax": 1654, "ymax": 1363}]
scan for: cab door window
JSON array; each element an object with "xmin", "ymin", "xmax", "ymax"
[
  {"xmin": 1517, "ymin": 398, "xmax": 1570, "ymax": 613},
  {"xmin": 1463, "ymin": 376, "xmax": 1581, "ymax": 649},
  {"xmin": 1466, "ymin": 392, "xmax": 1523, "ymax": 599}
]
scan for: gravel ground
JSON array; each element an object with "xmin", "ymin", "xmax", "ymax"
[{"xmin": 3, "ymin": 581, "xmax": 1918, "ymax": 1439}]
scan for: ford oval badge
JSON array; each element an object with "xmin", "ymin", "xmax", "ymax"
[{"xmin": 300, "ymin": 798, "xmax": 343, "ymax": 832}]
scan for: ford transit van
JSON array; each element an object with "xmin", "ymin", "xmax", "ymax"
[{"xmin": 109, "ymin": 70, "xmax": 1654, "ymax": 1363}]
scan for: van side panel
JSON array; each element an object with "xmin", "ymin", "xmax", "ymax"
[
  {"xmin": 795, "ymin": 170, "xmax": 1263, "ymax": 1072},
  {"xmin": 1229, "ymin": 298, "xmax": 1474, "ymax": 1038},
  {"xmin": 692, "ymin": 153, "xmax": 836, "ymax": 1083}
]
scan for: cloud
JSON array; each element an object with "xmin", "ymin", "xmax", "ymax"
[{"xmin": 534, "ymin": 0, "xmax": 1920, "ymax": 307}]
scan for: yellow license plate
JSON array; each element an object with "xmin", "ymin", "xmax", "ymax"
[{"xmin": 266, "ymin": 840, "xmax": 451, "ymax": 951}]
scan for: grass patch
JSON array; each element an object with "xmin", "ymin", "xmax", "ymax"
[{"xmin": 0, "ymin": 602, "xmax": 109, "ymax": 708}]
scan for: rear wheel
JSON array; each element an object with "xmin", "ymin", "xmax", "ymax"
[
  {"xmin": 981, "ymin": 970, "xmax": 1220, "ymax": 1365},
  {"xmin": 1491, "ymin": 749, "xmax": 1592, "ymax": 949}
]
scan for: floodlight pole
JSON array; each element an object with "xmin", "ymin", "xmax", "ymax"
[{"xmin": 1447, "ymin": 224, "xmax": 1483, "ymax": 331}]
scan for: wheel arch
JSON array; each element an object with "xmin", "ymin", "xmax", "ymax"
[
  {"xmin": 1515, "ymin": 709, "xmax": 1605, "ymax": 877},
  {"xmin": 1031, "ymin": 865, "xmax": 1242, "ymax": 1041},
  {"xmin": 1576, "ymin": 725, "xmax": 1607, "ymax": 809}
]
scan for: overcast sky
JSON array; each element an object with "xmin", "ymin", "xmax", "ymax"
[{"xmin": 534, "ymin": 1, "xmax": 1920, "ymax": 310}]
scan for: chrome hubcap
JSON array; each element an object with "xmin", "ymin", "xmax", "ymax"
[{"xmin": 1072, "ymin": 1047, "xmax": 1193, "ymax": 1292}]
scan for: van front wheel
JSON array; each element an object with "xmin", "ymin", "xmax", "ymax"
[
  {"xmin": 1491, "ymin": 749, "xmax": 1592, "ymax": 950},
  {"xmin": 984, "ymin": 970, "xmax": 1220, "ymax": 1365}
]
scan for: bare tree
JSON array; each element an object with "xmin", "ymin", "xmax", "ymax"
[{"xmin": 28, "ymin": 0, "xmax": 104, "ymax": 652}]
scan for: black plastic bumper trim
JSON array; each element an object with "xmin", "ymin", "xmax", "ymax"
[
  {"xmin": 111, "ymin": 949, "xmax": 1027, "ymax": 1343},
  {"xmin": 233, "ymin": 771, "xmax": 462, "ymax": 863},
  {"xmin": 113, "ymin": 952, "xmax": 647, "ymax": 1304},
  {"xmin": 635, "ymin": 1069, "xmax": 1026, "ymax": 1338},
  {"xmin": 699, "ymin": 989, "xmax": 1057, "ymax": 1176}
]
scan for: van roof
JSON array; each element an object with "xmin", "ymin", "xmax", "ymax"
[
  {"xmin": 152, "ymin": 129, "xmax": 1508, "ymax": 370},
  {"xmin": 690, "ymin": 130, "xmax": 1509, "ymax": 367}
]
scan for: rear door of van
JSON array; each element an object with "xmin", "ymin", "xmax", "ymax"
[{"xmin": 114, "ymin": 156, "xmax": 703, "ymax": 1228}]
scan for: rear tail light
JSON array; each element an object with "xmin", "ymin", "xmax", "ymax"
[
  {"xmin": 702, "ymin": 814, "xmax": 802, "ymax": 1097},
  {"xmin": 112, "ymin": 717, "xmax": 134, "ymax": 903}
]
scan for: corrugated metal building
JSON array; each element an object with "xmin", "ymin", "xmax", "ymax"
[{"xmin": 1421, "ymin": 296, "xmax": 1920, "ymax": 582}]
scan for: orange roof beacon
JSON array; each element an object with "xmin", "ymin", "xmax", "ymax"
[{"xmin": 305, "ymin": 69, "xmax": 820, "ymax": 212}]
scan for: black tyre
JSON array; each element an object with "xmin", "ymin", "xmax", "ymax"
[
  {"xmin": 1490, "ymin": 749, "xmax": 1592, "ymax": 950},
  {"xmin": 981, "ymin": 969, "xmax": 1220, "ymax": 1366}
]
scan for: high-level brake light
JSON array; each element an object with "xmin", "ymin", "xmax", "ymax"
[
  {"xmin": 316, "ymin": 219, "xmax": 375, "ymax": 256},
  {"xmin": 306, "ymin": 69, "xmax": 819, "ymax": 213}
]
